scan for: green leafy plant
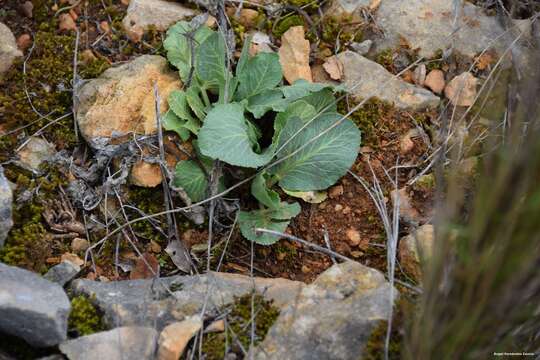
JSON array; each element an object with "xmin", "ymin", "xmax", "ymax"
[{"xmin": 163, "ymin": 21, "xmax": 361, "ymax": 244}]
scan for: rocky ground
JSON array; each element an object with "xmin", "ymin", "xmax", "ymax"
[{"xmin": 0, "ymin": 0, "xmax": 537, "ymax": 359}]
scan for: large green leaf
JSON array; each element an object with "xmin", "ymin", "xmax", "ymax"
[
  {"xmin": 164, "ymin": 22, "xmax": 212, "ymax": 82},
  {"xmin": 196, "ymin": 32, "xmax": 227, "ymax": 90},
  {"xmin": 238, "ymin": 202, "xmax": 301, "ymax": 245},
  {"xmin": 273, "ymin": 101, "xmax": 317, "ymax": 143},
  {"xmin": 173, "ymin": 160, "xmax": 208, "ymax": 202},
  {"xmin": 169, "ymin": 90, "xmax": 194, "ymax": 121},
  {"xmin": 245, "ymin": 89, "xmax": 288, "ymax": 119},
  {"xmin": 302, "ymin": 89, "xmax": 337, "ymax": 113},
  {"xmin": 162, "ymin": 110, "xmax": 190, "ymax": 141},
  {"xmin": 251, "ymin": 172, "xmax": 281, "ymax": 209},
  {"xmin": 269, "ymin": 112, "xmax": 361, "ymax": 191},
  {"xmin": 280, "ymin": 79, "xmax": 345, "ymax": 101},
  {"xmin": 236, "ymin": 52, "xmax": 282, "ymax": 100},
  {"xmin": 198, "ymin": 103, "xmax": 275, "ymax": 168}
]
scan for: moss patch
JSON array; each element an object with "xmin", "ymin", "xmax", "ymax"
[
  {"xmin": 68, "ymin": 295, "xmax": 106, "ymax": 336},
  {"xmin": 202, "ymin": 293, "xmax": 280, "ymax": 359}
]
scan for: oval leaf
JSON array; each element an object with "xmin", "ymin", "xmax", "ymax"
[
  {"xmin": 269, "ymin": 113, "xmax": 361, "ymax": 191},
  {"xmin": 236, "ymin": 52, "xmax": 283, "ymax": 99},
  {"xmin": 198, "ymin": 103, "xmax": 275, "ymax": 168}
]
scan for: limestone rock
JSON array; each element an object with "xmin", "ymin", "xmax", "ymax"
[
  {"xmin": 254, "ymin": 261, "xmax": 397, "ymax": 359},
  {"xmin": 337, "ymin": 51, "xmax": 440, "ymax": 110},
  {"xmin": 130, "ymin": 160, "xmax": 163, "ymax": 187},
  {"xmin": 16, "ymin": 136, "xmax": 56, "ymax": 173},
  {"xmin": 424, "ymin": 69, "xmax": 445, "ymax": 94},
  {"xmin": 350, "ymin": 39, "xmax": 372, "ymax": 55},
  {"xmin": 123, "ymin": 0, "xmax": 197, "ymax": 41},
  {"xmin": 157, "ymin": 316, "xmax": 202, "ymax": 360},
  {"xmin": 0, "ymin": 167, "xmax": 13, "ymax": 248},
  {"xmin": 76, "ymin": 55, "xmax": 181, "ymax": 147},
  {"xmin": 373, "ymin": 0, "xmax": 517, "ymax": 60},
  {"xmin": 278, "ymin": 26, "xmax": 312, "ymax": 84},
  {"xmin": 59, "ymin": 326, "xmax": 158, "ymax": 360},
  {"xmin": 0, "ymin": 22, "xmax": 23, "ymax": 76},
  {"xmin": 44, "ymin": 260, "xmax": 81, "ymax": 287},
  {"xmin": 0, "ymin": 262, "xmax": 71, "ymax": 347},
  {"xmin": 399, "ymin": 224, "xmax": 434, "ymax": 279},
  {"xmin": 70, "ymin": 272, "xmax": 303, "ymax": 330},
  {"xmin": 444, "ymin": 72, "xmax": 478, "ymax": 107}
]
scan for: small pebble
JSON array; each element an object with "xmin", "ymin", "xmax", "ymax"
[
  {"xmin": 58, "ymin": 13, "xmax": 77, "ymax": 32},
  {"xmin": 345, "ymin": 228, "xmax": 361, "ymax": 246},
  {"xmin": 342, "ymin": 206, "xmax": 351, "ymax": 215},
  {"xmin": 20, "ymin": 1, "xmax": 33, "ymax": 18},
  {"xmin": 16, "ymin": 34, "xmax": 32, "ymax": 51},
  {"xmin": 328, "ymin": 185, "xmax": 344, "ymax": 199},
  {"xmin": 301, "ymin": 265, "xmax": 311, "ymax": 274},
  {"xmin": 424, "ymin": 69, "xmax": 445, "ymax": 94},
  {"xmin": 99, "ymin": 20, "xmax": 111, "ymax": 34},
  {"xmin": 334, "ymin": 204, "xmax": 343, "ymax": 212},
  {"xmin": 71, "ymin": 237, "xmax": 89, "ymax": 253}
]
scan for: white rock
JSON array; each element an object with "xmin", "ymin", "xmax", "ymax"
[
  {"xmin": 0, "ymin": 166, "xmax": 13, "ymax": 248},
  {"xmin": 123, "ymin": 0, "xmax": 197, "ymax": 40},
  {"xmin": 372, "ymin": 0, "xmax": 519, "ymax": 60},
  {"xmin": 0, "ymin": 22, "xmax": 22, "ymax": 76},
  {"xmin": 60, "ymin": 326, "xmax": 158, "ymax": 360},
  {"xmin": 337, "ymin": 51, "xmax": 440, "ymax": 110},
  {"xmin": 444, "ymin": 72, "xmax": 478, "ymax": 107}
]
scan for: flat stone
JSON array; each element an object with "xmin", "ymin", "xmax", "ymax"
[
  {"xmin": 444, "ymin": 72, "xmax": 478, "ymax": 107},
  {"xmin": 76, "ymin": 55, "xmax": 181, "ymax": 147},
  {"xmin": 123, "ymin": 0, "xmax": 197, "ymax": 41},
  {"xmin": 254, "ymin": 261, "xmax": 397, "ymax": 359},
  {"xmin": 59, "ymin": 326, "xmax": 158, "ymax": 360},
  {"xmin": 157, "ymin": 316, "xmax": 202, "ymax": 360},
  {"xmin": 424, "ymin": 69, "xmax": 445, "ymax": 94},
  {"xmin": 399, "ymin": 224, "xmax": 434, "ymax": 279},
  {"xmin": 350, "ymin": 39, "xmax": 372, "ymax": 55},
  {"xmin": 0, "ymin": 262, "xmax": 71, "ymax": 347},
  {"xmin": 70, "ymin": 272, "xmax": 303, "ymax": 330},
  {"xmin": 16, "ymin": 136, "xmax": 56, "ymax": 173},
  {"xmin": 278, "ymin": 26, "xmax": 312, "ymax": 84},
  {"xmin": 44, "ymin": 260, "xmax": 81, "ymax": 287},
  {"xmin": 0, "ymin": 167, "xmax": 13, "ymax": 248},
  {"xmin": 337, "ymin": 51, "xmax": 440, "ymax": 110},
  {"xmin": 0, "ymin": 22, "xmax": 22, "ymax": 76},
  {"xmin": 372, "ymin": 0, "xmax": 518, "ymax": 60}
]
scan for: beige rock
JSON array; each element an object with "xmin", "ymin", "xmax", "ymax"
[
  {"xmin": 123, "ymin": 0, "xmax": 197, "ymax": 39},
  {"xmin": 345, "ymin": 228, "xmax": 361, "ymax": 246},
  {"xmin": 323, "ymin": 55, "xmax": 344, "ymax": 81},
  {"xmin": 205, "ymin": 319, "xmax": 225, "ymax": 333},
  {"xmin": 16, "ymin": 136, "xmax": 56, "ymax": 172},
  {"xmin": 328, "ymin": 185, "xmax": 344, "ymax": 199},
  {"xmin": 399, "ymin": 224, "xmax": 434, "ymax": 279},
  {"xmin": 444, "ymin": 72, "xmax": 478, "ymax": 107},
  {"xmin": 159, "ymin": 317, "xmax": 209, "ymax": 359},
  {"xmin": 238, "ymin": 8, "xmax": 260, "ymax": 28},
  {"xmin": 424, "ymin": 69, "xmax": 445, "ymax": 94},
  {"xmin": 337, "ymin": 51, "xmax": 440, "ymax": 110},
  {"xmin": 58, "ymin": 13, "xmax": 77, "ymax": 32},
  {"xmin": 278, "ymin": 26, "xmax": 312, "ymax": 84},
  {"xmin": 61, "ymin": 252, "xmax": 85, "ymax": 267},
  {"xmin": 71, "ymin": 238, "xmax": 90, "ymax": 253},
  {"xmin": 77, "ymin": 55, "xmax": 181, "ymax": 145},
  {"xmin": 130, "ymin": 160, "xmax": 163, "ymax": 187},
  {"xmin": 0, "ymin": 23, "xmax": 23, "ymax": 76}
]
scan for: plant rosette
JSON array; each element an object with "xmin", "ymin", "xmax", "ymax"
[{"xmin": 163, "ymin": 19, "xmax": 361, "ymax": 245}]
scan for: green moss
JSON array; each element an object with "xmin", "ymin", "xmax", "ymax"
[
  {"xmin": 375, "ymin": 48, "xmax": 395, "ymax": 71},
  {"xmin": 338, "ymin": 98, "xmax": 393, "ymax": 147},
  {"xmin": 0, "ymin": 165, "xmax": 69, "ymax": 272},
  {"xmin": 202, "ymin": 293, "xmax": 280, "ymax": 359},
  {"xmin": 273, "ymin": 15, "xmax": 305, "ymax": 38},
  {"xmin": 68, "ymin": 295, "xmax": 106, "ymax": 336},
  {"xmin": 425, "ymin": 49, "xmax": 446, "ymax": 71},
  {"xmin": 414, "ymin": 173, "xmax": 436, "ymax": 191},
  {"xmin": 320, "ymin": 15, "xmax": 363, "ymax": 47}
]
